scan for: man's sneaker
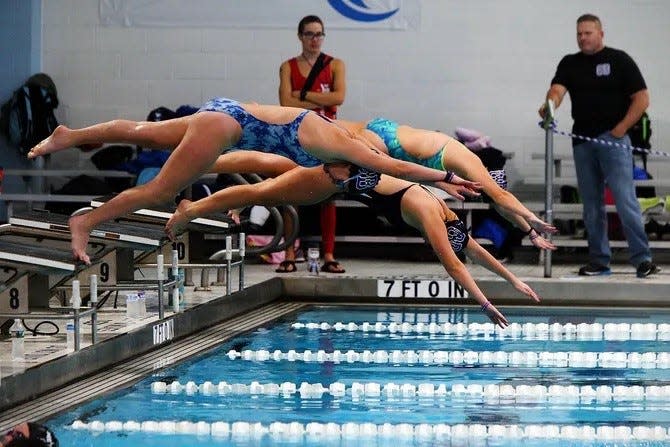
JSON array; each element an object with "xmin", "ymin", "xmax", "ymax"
[
  {"xmin": 578, "ymin": 263, "xmax": 612, "ymax": 276},
  {"xmin": 636, "ymin": 261, "xmax": 660, "ymax": 278}
]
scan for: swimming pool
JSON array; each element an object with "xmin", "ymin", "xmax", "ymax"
[{"xmin": 47, "ymin": 305, "xmax": 670, "ymax": 446}]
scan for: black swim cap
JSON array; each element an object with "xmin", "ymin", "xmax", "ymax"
[
  {"xmin": 445, "ymin": 219, "xmax": 470, "ymax": 254},
  {"xmin": 4, "ymin": 423, "xmax": 59, "ymax": 447},
  {"xmin": 324, "ymin": 164, "xmax": 380, "ymax": 193}
]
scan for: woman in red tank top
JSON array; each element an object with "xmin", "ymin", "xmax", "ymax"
[{"xmin": 277, "ymin": 15, "xmax": 347, "ymax": 274}]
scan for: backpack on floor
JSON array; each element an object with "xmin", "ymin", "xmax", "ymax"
[{"xmin": 0, "ymin": 73, "xmax": 59, "ymax": 155}]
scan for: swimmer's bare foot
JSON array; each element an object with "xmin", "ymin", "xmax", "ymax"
[
  {"xmin": 69, "ymin": 214, "xmax": 91, "ymax": 265},
  {"xmin": 165, "ymin": 199, "xmax": 193, "ymax": 242},
  {"xmin": 27, "ymin": 125, "xmax": 73, "ymax": 159}
]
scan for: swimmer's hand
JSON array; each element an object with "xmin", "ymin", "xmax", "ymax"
[
  {"xmin": 434, "ymin": 181, "xmax": 480, "ymax": 201},
  {"xmin": 447, "ymin": 173, "xmax": 481, "ymax": 190},
  {"xmin": 227, "ymin": 209, "xmax": 241, "ymax": 225},
  {"xmin": 512, "ymin": 280, "xmax": 541, "ymax": 303},
  {"xmin": 527, "ymin": 229, "xmax": 557, "ymax": 251},
  {"xmin": 529, "ymin": 216, "xmax": 559, "ymax": 234},
  {"xmin": 482, "ymin": 302, "xmax": 509, "ymax": 329}
]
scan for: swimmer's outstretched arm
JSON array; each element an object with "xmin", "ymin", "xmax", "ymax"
[
  {"xmin": 463, "ymin": 239, "xmax": 541, "ymax": 303},
  {"xmin": 492, "ymin": 205, "xmax": 556, "ymax": 251},
  {"xmin": 403, "ymin": 207, "xmax": 509, "ymax": 328},
  {"xmin": 435, "ymin": 138, "xmax": 557, "ymax": 235},
  {"xmin": 344, "ymin": 145, "xmax": 449, "ymax": 184},
  {"xmin": 304, "ymin": 115, "xmax": 450, "ymax": 184}
]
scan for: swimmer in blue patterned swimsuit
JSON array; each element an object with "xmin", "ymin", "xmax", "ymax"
[
  {"xmin": 198, "ymin": 97, "xmax": 322, "ymax": 167},
  {"xmin": 27, "ymin": 97, "xmax": 455, "ymax": 264},
  {"xmin": 331, "ymin": 118, "xmax": 558, "ymax": 249},
  {"xmin": 167, "ymin": 150, "xmax": 541, "ymax": 328}
]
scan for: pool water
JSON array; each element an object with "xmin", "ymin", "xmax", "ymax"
[{"xmin": 47, "ymin": 306, "xmax": 670, "ymax": 446}]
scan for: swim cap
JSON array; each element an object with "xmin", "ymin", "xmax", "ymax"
[
  {"xmin": 445, "ymin": 219, "xmax": 469, "ymax": 254},
  {"xmin": 489, "ymin": 169, "xmax": 508, "ymax": 190},
  {"xmin": 324, "ymin": 164, "xmax": 380, "ymax": 193},
  {"xmin": 3, "ymin": 423, "xmax": 58, "ymax": 447}
]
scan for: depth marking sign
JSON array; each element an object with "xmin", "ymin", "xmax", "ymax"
[{"xmin": 377, "ymin": 279, "xmax": 468, "ymax": 299}]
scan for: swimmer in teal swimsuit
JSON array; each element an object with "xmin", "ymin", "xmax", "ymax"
[
  {"xmin": 365, "ymin": 118, "xmax": 445, "ymax": 170},
  {"xmin": 333, "ymin": 118, "xmax": 557, "ymax": 241},
  {"xmin": 27, "ymin": 97, "xmax": 455, "ymax": 264},
  {"xmin": 167, "ymin": 150, "xmax": 543, "ymax": 329}
]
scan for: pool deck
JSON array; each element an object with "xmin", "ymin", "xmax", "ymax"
[{"xmin": 0, "ymin": 258, "xmax": 668, "ymax": 428}]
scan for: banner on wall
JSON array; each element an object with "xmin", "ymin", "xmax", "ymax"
[{"xmin": 99, "ymin": 0, "xmax": 419, "ymax": 30}]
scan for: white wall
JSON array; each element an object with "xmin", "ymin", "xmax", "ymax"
[{"xmin": 41, "ymin": 0, "xmax": 670, "ymax": 185}]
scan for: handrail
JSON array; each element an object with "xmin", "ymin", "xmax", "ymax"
[{"xmin": 542, "ymin": 99, "xmax": 556, "ymax": 277}]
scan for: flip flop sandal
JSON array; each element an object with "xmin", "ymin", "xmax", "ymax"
[
  {"xmin": 320, "ymin": 261, "xmax": 346, "ymax": 274},
  {"xmin": 275, "ymin": 260, "xmax": 297, "ymax": 273}
]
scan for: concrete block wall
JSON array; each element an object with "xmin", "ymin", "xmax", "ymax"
[{"xmin": 40, "ymin": 0, "xmax": 670, "ymax": 185}]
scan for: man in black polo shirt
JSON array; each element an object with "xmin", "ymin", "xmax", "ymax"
[{"xmin": 539, "ymin": 13, "xmax": 658, "ymax": 278}]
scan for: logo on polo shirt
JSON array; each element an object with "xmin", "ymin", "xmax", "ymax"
[{"xmin": 596, "ymin": 63, "xmax": 611, "ymax": 76}]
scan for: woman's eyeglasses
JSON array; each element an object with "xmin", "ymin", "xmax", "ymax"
[{"xmin": 301, "ymin": 32, "xmax": 325, "ymax": 40}]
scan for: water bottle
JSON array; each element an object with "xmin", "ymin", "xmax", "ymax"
[
  {"xmin": 172, "ymin": 286, "xmax": 180, "ymax": 314},
  {"xmin": 126, "ymin": 293, "xmax": 138, "ymax": 319},
  {"xmin": 10, "ymin": 319, "xmax": 25, "ymax": 360},
  {"xmin": 66, "ymin": 321, "xmax": 75, "ymax": 351},
  {"xmin": 307, "ymin": 247, "xmax": 320, "ymax": 275},
  {"xmin": 71, "ymin": 279, "xmax": 81, "ymax": 309},
  {"xmin": 178, "ymin": 268, "xmax": 185, "ymax": 296},
  {"xmin": 137, "ymin": 290, "xmax": 147, "ymax": 318}
]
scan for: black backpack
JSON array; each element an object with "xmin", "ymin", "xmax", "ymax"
[
  {"xmin": 629, "ymin": 112, "xmax": 652, "ymax": 150},
  {"xmin": 45, "ymin": 175, "xmax": 114, "ymax": 215},
  {"xmin": 629, "ymin": 112, "xmax": 652, "ymax": 171},
  {"xmin": 0, "ymin": 73, "xmax": 59, "ymax": 155}
]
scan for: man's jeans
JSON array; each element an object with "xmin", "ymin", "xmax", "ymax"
[{"xmin": 572, "ymin": 131, "xmax": 651, "ymax": 267}]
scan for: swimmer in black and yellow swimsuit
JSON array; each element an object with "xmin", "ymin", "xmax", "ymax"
[
  {"xmin": 168, "ymin": 151, "xmax": 542, "ymax": 328},
  {"xmin": 353, "ymin": 176, "xmax": 541, "ymax": 323},
  {"xmin": 358, "ymin": 184, "xmax": 472, "ymax": 255}
]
